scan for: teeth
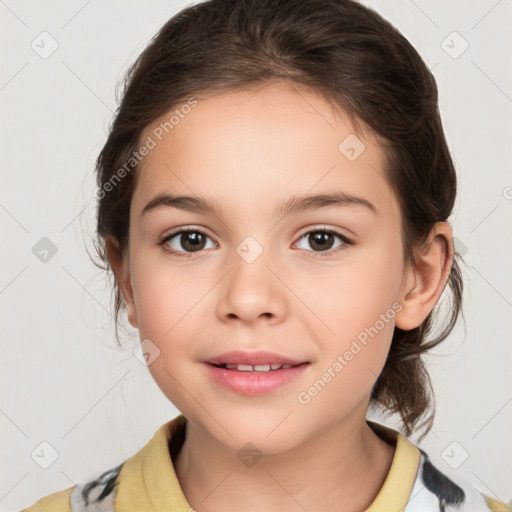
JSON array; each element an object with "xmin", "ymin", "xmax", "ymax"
[
  {"xmin": 236, "ymin": 364, "xmax": 254, "ymax": 371},
  {"xmin": 220, "ymin": 363, "xmax": 295, "ymax": 372},
  {"xmin": 253, "ymin": 364, "xmax": 271, "ymax": 371}
]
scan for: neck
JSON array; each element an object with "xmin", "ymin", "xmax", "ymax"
[{"xmin": 173, "ymin": 413, "xmax": 396, "ymax": 512}]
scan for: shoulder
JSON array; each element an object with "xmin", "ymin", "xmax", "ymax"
[
  {"xmin": 20, "ymin": 416, "xmax": 183, "ymax": 512},
  {"xmin": 20, "ymin": 463, "xmax": 123, "ymax": 512},
  {"xmin": 480, "ymin": 494, "xmax": 512, "ymax": 512},
  {"xmin": 20, "ymin": 486, "xmax": 74, "ymax": 512},
  {"xmin": 405, "ymin": 448, "xmax": 511, "ymax": 512}
]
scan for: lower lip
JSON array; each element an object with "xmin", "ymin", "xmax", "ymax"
[{"xmin": 203, "ymin": 363, "xmax": 310, "ymax": 395}]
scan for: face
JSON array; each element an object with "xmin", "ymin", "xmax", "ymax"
[{"xmin": 116, "ymin": 81, "xmax": 415, "ymax": 454}]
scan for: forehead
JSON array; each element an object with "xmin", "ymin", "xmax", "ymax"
[{"xmin": 132, "ymin": 81, "xmax": 396, "ymax": 221}]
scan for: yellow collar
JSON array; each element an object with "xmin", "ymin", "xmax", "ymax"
[{"xmin": 115, "ymin": 414, "xmax": 420, "ymax": 512}]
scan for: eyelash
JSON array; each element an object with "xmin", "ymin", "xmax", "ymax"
[{"xmin": 158, "ymin": 226, "xmax": 354, "ymax": 259}]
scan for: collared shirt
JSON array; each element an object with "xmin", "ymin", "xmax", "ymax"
[{"xmin": 21, "ymin": 414, "xmax": 510, "ymax": 512}]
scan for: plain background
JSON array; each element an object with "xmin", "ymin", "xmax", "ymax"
[{"xmin": 1, "ymin": 1, "xmax": 511, "ymax": 510}]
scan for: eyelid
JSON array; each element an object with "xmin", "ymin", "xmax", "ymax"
[
  {"xmin": 296, "ymin": 224, "xmax": 353, "ymax": 239},
  {"xmin": 157, "ymin": 227, "xmax": 217, "ymax": 259},
  {"xmin": 158, "ymin": 226, "xmax": 217, "ymax": 247},
  {"xmin": 159, "ymin": 225, "xmax": 352, "ymax": 244},
  {"xmin": 292, "ymin": 225, "xmax": 354, "ymax": 256},
  {"xmin": 159, "ymin": 225, "xmax": 216, "ymax": 240}
]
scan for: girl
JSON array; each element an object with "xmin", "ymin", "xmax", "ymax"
[{"xmin": 22, "ymin": 0, "xmax": 509, "ymax": 511}]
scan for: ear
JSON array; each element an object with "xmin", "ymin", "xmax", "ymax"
[
  {"xmin": 105, "ymin": 235, "xmax": 138, "ymax": 329},
  {"xmin": 395, "ymin": 222, "xmax": 454, "ymax": 331}
]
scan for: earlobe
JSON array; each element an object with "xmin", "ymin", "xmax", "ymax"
[
  {"xmin": 105, "ymin": 235, "xmax": 138, "ymax": 329},
  {"xmin": 395, "ymin": 222, "xmax": 454, "ymax": 331}
]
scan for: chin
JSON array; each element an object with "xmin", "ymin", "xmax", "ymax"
[{"xmin": 202, "ymin": 412, "xmax": 307, "ymax": 456}]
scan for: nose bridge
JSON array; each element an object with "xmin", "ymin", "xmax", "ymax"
[{"xmin": 235, "ymin": 234, "xmax": 267, "ymax": 266}]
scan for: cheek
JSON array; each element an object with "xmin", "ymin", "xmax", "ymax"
[
  {"xmin": 299, "ymin": 282, "xmax": 396, "ymax": 416},
  {"xmin": 305, "ymin": 252, "xmax": 401, "ymax": 334},
  {"xmin": 129, "ymin": 252, "xmax": 206, "ymax": 344},
  {"xmin": 130, "ymin": 257, "xmax": 209, "ymax": 409},
  {"xmin": 300, "ymin": 250, "xmax": 401, "ymax": 377},
  {"xmin": 128, "ymin": 254, "xmax": 225, "ymax": 406}
]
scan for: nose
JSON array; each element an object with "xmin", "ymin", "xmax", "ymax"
[{"xmin": 215, "ymin": 243, "xmax": 288, "ymax": 325}]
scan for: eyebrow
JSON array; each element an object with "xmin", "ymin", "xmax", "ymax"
[{"xmin": 140, "ymin": 191, "xmax": 378, "ymax": 219}]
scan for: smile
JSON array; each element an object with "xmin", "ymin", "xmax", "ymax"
[
  {"xmin": 204, "ymin": 362, "xmax": 310, "ymax": 395},
  {"xmin": 210, "ymin": 362, "xmax": 296, "ymax": 372}
]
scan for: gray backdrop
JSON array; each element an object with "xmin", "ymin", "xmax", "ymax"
[{"xmin": 1, "ymin": 1, "xmax": 511, "ymax": 510}]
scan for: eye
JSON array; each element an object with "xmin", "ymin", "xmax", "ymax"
[
  {"xmin": 158, "ymin": 228, "xmax": 216, "ymax": 257},
  {"xmin": 158, "ymin": 226, "xmax": 354, "ymax": 259},
  {"xmin": 294, "ymin": 227, "xmax": 353, "ymax": 257}
]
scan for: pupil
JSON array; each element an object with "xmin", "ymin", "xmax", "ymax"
[
  {"xmin": 310, "ymin": 232, "xmax": 333, "ymax": 251},
  {"xmin": 182, "ymin": 232, "xmax": 205, "ymax": 251}
]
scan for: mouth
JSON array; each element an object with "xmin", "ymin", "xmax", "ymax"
[
  {"xmin": 203, "ymin": 350, "xmax": 310, "ymax": 394},
  {"xmin": 207, "ymin": 362, "xmax": 308, "ymax": 372},
  {"xmin": 203, "ymin": 360, "xmax": 311, "ymax": 395},
  {"xmin": 205, "ymin": 349, "xmax": 308, "ymax": 368}
]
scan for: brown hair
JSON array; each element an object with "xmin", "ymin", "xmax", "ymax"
[{"xmin": 90, "ymin": 0, "xmax": 466, "ymax": 441}]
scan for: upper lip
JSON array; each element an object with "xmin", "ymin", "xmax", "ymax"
[{"xmin": 205, "ymin": 350, "xmax": 307, "ymax": 366}]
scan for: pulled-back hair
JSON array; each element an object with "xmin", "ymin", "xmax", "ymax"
[{"xmin": 91, "ymin": 0, "xmax": 466, "ymax": 441}]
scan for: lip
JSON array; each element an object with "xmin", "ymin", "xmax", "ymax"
[
  {"xmin": 205, "ymin": 350, "xmax": 306, "ymax": 366},
  {"xmin": 203, "ymin": 350, "xmax": 310, "ymax": 395},
  {"xmin": 203, "ymin": 363, "xmax": 310, "ymax": 396}
]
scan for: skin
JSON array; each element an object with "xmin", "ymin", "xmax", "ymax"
[{"xmin": 107, "ymin": 80, "xmax": 453, "ymax": 512}]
